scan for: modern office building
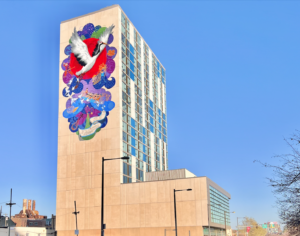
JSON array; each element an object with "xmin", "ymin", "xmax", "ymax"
[{"xmin": 57, "ymin": 4, "xmax": 231, "ymax": 236}]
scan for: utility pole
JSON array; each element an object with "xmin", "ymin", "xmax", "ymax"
[
  {"xmin": 72, "ymin": 201, "xmax": 80, "ymax": 236},
  {"xmin": 6, "ymin": 189, "xmax": 15, "ymax": 236}
]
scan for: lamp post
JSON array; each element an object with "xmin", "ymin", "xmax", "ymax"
[
  {"xmin": 101, "ymin": 156, "xmax": 129, "ymax": 236},
  {"xmin": 173, "ymin": 188, "xmax": 192, "ymax": 236},
  {"xmin": 214, "ymin": 204, "xmax": 235, "ymax": 236},
  {"xmin": 224, "ymin": 211, "xmax": 235, "ymax": 236},
  {"xmin": 207, "ymin": 203, "xmax": 222, "ymax": 236}
]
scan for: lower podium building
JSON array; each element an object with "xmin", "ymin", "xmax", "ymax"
[{"xmin": 57, "ymin": 4, "xmax": 231, "ymax": 236}]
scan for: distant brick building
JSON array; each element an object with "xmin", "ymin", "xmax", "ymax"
[
  {"xmin": 10, "ymin": 199, "xmax": 52, "ymax": 228},
  {"xmin": 13, "ymin": 199, "xmax": 46, "ymax": 219}
]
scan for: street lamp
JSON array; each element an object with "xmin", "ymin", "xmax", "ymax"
[
  {"xmin": 101, "ymin": 156, "xmax": 129, "ymax": 236},
  {"xmin": 173, "ymin": 189, "xmax": 192, "ymax": 236},
  {"xmin": 214, "ymin": 204, "xmax": 235, "ymax": 236},
  {"xmin": 207, "ymin": 203, "xmax": 221, "ymax": 236}
]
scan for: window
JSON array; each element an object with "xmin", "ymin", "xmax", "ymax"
[
  {"xmin": 123, "ymin": 162, "xmax": 132, "ymax": 177},
  {"xmin": 136, "ymin": 169, "xmax": 144, "ymax": 181},
  {"xmin": 123, "ymin": 175, "xmax": 132, "ymax": 183}
]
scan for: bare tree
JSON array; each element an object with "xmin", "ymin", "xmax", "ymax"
[{"xmin": 255, "ymin": 131, "xmax": 300, "ymax": 236}]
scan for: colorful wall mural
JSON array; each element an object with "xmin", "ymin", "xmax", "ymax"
[{"xmin": 61, "ymin": 23, "xmax": 117, "ymax": 140}]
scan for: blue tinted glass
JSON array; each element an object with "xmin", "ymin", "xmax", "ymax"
[
  {"xmin": 150, "ymin": 109, "xmax": 154, "ymax": 117},
  {"xmin": 163, "ymin": 121, "xmax": 166, "ymax": 128},
  {"xmin": 131, "ymin": 128, "xmax": 135, "ymax": 137},
  {"xmin": 163, "ymin": 136, "xmax": 166, "ymax": 142},
  {"xmin": 130, "ymin": 53, "xmax": 135, "ymax": 63},
  {"xmin": 157, "ymin": 70, "xmax": 159, "ymax": 78},
  {"xmin": 130, "ymin": 44, "xmax": 134, "ymax": 54},
  {"xmin": 123, "ymin": 176, "xmax": 127, "ymax": 183},
  {"xmin": 131, "ymin": 146, "xmax": 136, "ymax": 156},
  {"xmin": 150, "ymin": 117, "xmax": 154, "ymax": 125},
  {"xmin": 163, "ymin": 113, "xmax": 166, "ymax": 120},
  {"xmin": 143, "ymin": 136, "xmax": 146, "ymax": 144},
  {"xmin": 159, "ymin": 124, "xmax": 162, "ymax": 131},
  {"xmin": 143, "ymin": 127, "xmax": 146, "ymax": 135},
  {"xmin": 131, "ymin": 118, "xmax": 136, "ymax": 128},
  {"xmin": 140, "ymin": 172, "xmax": 144, "ymax": 181},
  {"xmin": 162, "ymin": 68, "xmax": 165, "ymax": 77},
  {"xmin": 150, "ymin": 125, "xmax": 154, "ymax": 133},
  {"xmin": 149, "ymin": 100, "xmax": 153, "ymax": 108},
  {"xmin": 143, "ymin": 154, "xmax": 146, "ymax": 162},
  {"xmin": 131, "ymin": 137, "xmax": 135, "ymax": 146},
  {"xmin": 158, "ymin": 109, "xmax": 161, "ymax": 116},
  {"xmin": 157, "ymin": 61, "xmax": 160, "ymax": 70},
  {"xmin": 159, "ymin": 117, "xmax": 162, "ymax": 124},
  {"xmin": 163, "ymin": 128, "xmax": 166, "ymax": 135},
  {"xmin": 130, "ymin": 61, "xmax": 135, "ymax": 72},
  {"xmin": 143, "ymin": 145, "xmax": 146, "ymax": 153},
  {"xmin": 162, "ymin": 78, "xmax": 165, "ymax": 84},
  {"xmin": 123, "ymin": 162, "xmax": 127, "ymax": 175},
  {"xmin": 159, "ymin": 132, "xmax": 162, "ymax": 139},
  {"xmin": 130, "ymin": 71, "xmax": 135, "ymax": 81}
]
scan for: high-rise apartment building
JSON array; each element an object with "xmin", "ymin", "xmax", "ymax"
[{"xmin": 57, "ymin": 5, "xmax": 231, "ymax": 236}]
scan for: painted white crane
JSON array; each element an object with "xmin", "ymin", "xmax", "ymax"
[{"xmin": 70, "ymin": 25, "xmax": 114, "ymax": 76}]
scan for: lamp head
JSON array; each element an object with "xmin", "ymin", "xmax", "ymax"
[
  {"xmin": 121, "ymin": 157, "xmax": 130, "ymax": 160},
  {"xmin": 187, "ymin": 189, "xmax": 192, "ymax": 191}
]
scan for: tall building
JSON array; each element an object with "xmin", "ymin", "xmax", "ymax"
[{"xmin": 57, "ymin": 4, "xmax": 231, "ymax": 236}]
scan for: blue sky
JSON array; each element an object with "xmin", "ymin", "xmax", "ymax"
[{"xmin": 1, "ymin": 0, "xmax": 299, "ymax": 229}]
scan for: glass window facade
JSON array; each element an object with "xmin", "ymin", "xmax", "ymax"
[
  {"xmin": 121, "ymin": 11, "xmax": 168, "ymax": 182},
  {"xmin": 203, "ymin": 227, "xmax": 226, "ymax": 236},
  {"xmin": 209, "ymin": 186, "xmax": 231, "ymax": 225}
]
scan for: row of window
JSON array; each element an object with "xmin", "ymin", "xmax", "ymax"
[
  {"xmin": 209, "ymin": 186, "xmax": 231, "ymax": 225},
  {"xmin": 143, "ymin": 46, "xmax": 161, "ymax": 171},
  {"xmin": 121, "ymin": 11, "xmax": 167, "ymax": 174},
  {"xmin": 121, "ymin": 25, "xmax": 152, "ymax": 178}
]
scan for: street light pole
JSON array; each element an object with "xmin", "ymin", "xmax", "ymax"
[
  {"xmin": 224, "ymin": 211, "xmax": 226, "ymax": 236},
  {"xmin": 207, "ymin": 204, "xmax": 211, "ymax": 236},
  {"xmin": 174, "ymin": 190, "xmax": 178, "ymax": 236},
  {"xmin": 101, "ymin": 156, "xmax": 129, "ymax": 236},
  {"xmin": 207, "ymin": 203, "xmax": 219, "ymax": 236},
  {"xmin": 214, "ymin": 204, "xmax": 235, "ymax": 236},
  {"xmin": 101, "ymin": 157, "xmax": 104, "ymax": 236},
  {"xmin": 173, "ymin": 189, "xmax": 192, "ymax": 236}
]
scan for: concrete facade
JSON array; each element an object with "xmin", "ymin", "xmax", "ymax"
[{"xmin": 57, "ymin": 5, "xmax": 231, "ymax": 236}]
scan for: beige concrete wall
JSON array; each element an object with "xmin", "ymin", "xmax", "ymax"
[{"xmin": 57, "ymin": 4, "xmax": 122, "ymax": 235}]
